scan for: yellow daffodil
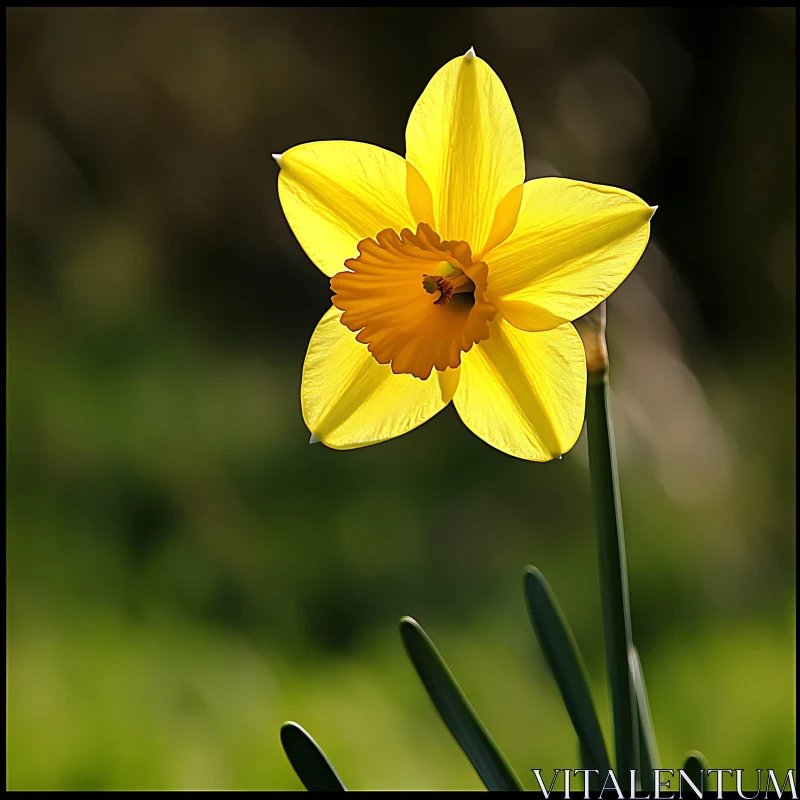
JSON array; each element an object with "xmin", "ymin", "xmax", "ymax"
[{"xmin": 274, "ymin": 48, "xmax": 655, "ymax": 461}]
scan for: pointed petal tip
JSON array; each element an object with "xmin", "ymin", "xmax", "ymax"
[
  {"xmin": 309, "ymin": 432, "xmax": 320, "ymax": 444},
  {"xmin": 272, "ymin": 153, "xmax": 284, "ymax": 168},
  {"xmin": 649, "ymin": 204, "xmax": 659, "ymax": 217},
  {"xmin": 464, "ymin": 46, "xmax": 476, "ymax": 61}
]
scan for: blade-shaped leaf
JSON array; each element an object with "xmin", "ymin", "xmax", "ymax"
[
  {"xmin": 586, "ymin": 372, "xmax": 638, "ymax": 787},
  {"xmin": 629, "ymin": 646, "xmax": 659, "ymax": 790},
  {"xmin": 578, "ymin": 742, "xmax": 604, "ymax": 793},
  {"xmin": 399, "ymin": 616, "xmax": 524, "ymax": 791},
  {"xmin": 524, "ymin": 566, "xmax": 610, "ymax": 773},
  {"xmin": 682, "ymin": 751, "xmax": 709, "ymax": 795},
  {"xmin": 280, "ymin": 721, "xmax": 347, "ymax": 792}
]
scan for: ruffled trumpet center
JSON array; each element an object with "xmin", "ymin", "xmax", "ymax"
[{"xmin": 331, "ymin": 223, "xmax": 496, "ymax": 379}]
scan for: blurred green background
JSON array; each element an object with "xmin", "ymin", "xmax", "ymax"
[{"xmin": 6, "ymin": 7, "xmax": 796, "ymax": 791}]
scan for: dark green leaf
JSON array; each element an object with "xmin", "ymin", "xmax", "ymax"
[
  {"xmin": 524, "ymin": 566, "xmax": 610, "ymax": 773},
  {"xmin": 682, "ymin": 751, "xmax": 709, "ymax": 795},
  {"xmin": 579, "ymin": 742, "xmax": 604, "ymax": 793},
  {"xmin": 280, "ymin": 721, "xmax": 347, "ymax": 792},
  {"xmin": 399, "ymin": 616, "xmax": 524, "ymax": 791},
  {"xmin": 629, "ymin": 646, "xmax": 659, "ymax": 790}
]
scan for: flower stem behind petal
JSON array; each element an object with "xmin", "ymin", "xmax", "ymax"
[
  {"xmin": 573, "ymin": 302, "xmax": 609, "ymax": 375},
  {"xmin": 586, "ymin": 367, "xmax": 638, "ymax": 790}
]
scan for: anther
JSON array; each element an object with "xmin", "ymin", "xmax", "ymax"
[
  {"xmin": 422, "ymin": 274, "xmax": 453, "ymax": 305},
  {"xmin": 422, "ymin": 275, "xmax": 441, "ymax": 295}
]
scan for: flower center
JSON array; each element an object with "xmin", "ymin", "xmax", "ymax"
[
  {"xmin": 421, "ymin": 270, "xmax": 476, "ymax": 305},
  {"xmin": 331, "ymin": 223, "xmax": 496, "ymax": 379}
]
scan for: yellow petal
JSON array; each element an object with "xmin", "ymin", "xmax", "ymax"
[
  {"xmin": 436, "ymin": 366, "xmax": 461, "ymax": 404},
  {"xmin": 406, "ymin": 161, "xmax": 436, "ymax": 228},
  {"xmin": 277, "ymin": 141, "xmax": 416, "ymax": 277},
  {"xmin": 302, "ymin": 306, "xmax": 446, "ymax": 449},
  {"xmin": 454, "ymin": 317, "xmax": 586, "ymax": 461},
  {"xmin": 480, "ymin": 184, "xmax": 524, "ymax": 258},
  {"xmin": 406, "ymin": 50, "xmax": 524, "ymax": 252},
  {"xmin": 485, "ymin": 178, "xmax": 655, "ymax": 331}
]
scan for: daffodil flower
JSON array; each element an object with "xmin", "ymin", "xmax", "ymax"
[{"xmin": 275, "ymin": 48, "xmax": 655, "ymax": 461}]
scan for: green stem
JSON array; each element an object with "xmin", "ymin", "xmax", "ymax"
[{"xmin": 586, "ymin": 370, "xmax": 638, "ymax": 790}]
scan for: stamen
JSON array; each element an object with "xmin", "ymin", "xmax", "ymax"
[
  {"xmin": 422, "ymin": 271, "xmax": 476, "ymax": 306},
  {"xmin": 447, "ymin": 272, "xmax": 475, "ymax": 292},
  {"xmin": 422, "ymin": 275, "xmax": 440, "ymax": 295}
]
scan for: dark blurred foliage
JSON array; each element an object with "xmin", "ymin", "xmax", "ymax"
[{"xmin": 6, "ymin": 7, "xmax": 795, "ymax": 790}]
